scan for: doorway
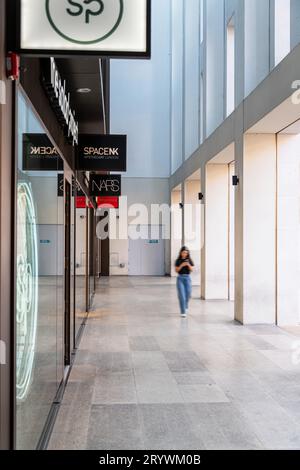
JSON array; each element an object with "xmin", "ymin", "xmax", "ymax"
[{"xmin": 128, "ymin": 225, "xmax": 165, "ymax": 276}]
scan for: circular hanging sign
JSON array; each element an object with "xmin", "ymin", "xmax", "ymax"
[{"xmin": 45, "ymin": 0, "xmax": 124, "ymax": 45}]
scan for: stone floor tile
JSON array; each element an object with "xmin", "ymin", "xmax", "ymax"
[{"xmin": 48, "ymin": 276, "xmax": 300, "ymax": 451}]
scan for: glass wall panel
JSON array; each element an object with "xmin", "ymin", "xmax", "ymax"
[
  {"xmin": 70, "ymin": 180, "xmax": 76, "ymax": 350},
  {"xmin": 89, "ymin": 207, "xmax": 96, "ymax": 309},
  {"xmin": 75, "ymin": 197, "xmax": 87, "ymax": 342},
  {"xmin": 16, "ymin": 91, "xmax": 62, "ymax": 449}
]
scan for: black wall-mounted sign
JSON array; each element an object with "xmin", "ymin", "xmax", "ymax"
[
  {"xmin": 77, "ymin": 134, "xmax": 127, "ymax": 172},
  {"xmin": 41, "ymin": 58, "xmax": 79, "ymax": 146},
  {"xmin": 57, "ymin": 174, "xmax": 85, "ymax": 197},
  {"xmin": 90, "ymin": 175, "xmax": 122, "ymax": 197},
  {"xmin": 23, "ymin": 134, "xmax": 63, "ymax": 171}
]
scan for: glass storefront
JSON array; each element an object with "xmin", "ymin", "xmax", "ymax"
[
  {"xmin": 15, "ymin": 89, "xmax": 96, "ymax": 449},
  {"xmin": 16, "ymin": 91, "xmax": 63, "ymax": 449}
]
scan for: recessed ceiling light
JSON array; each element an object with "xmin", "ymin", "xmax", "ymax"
[{"xmin": 77, "ymin": 88, "xmax": 92, "ymax": 94}]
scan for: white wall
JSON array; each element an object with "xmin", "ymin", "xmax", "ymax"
[
  {"xmin": 277, "ymin": 134, "xmax": 300, "ymax": 325},
  {"xmin": 110, "ymin": 0, "xmax": 171, "ymax": 179}
]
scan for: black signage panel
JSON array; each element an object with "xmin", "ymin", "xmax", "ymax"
[
  {"xmin": 90, "ymin": 175, "xmax": 122, "ymax": 197},
  {"xmin": 77, "ymin": 135, "xmax": 127, "ymax": 172},
  {"xmin": 57, "ymin": 174, "xmax": 85, "ymax": 197},
  {"xmin": 23, "ymin": 134, "xmax": 63, "ymax": 171}
]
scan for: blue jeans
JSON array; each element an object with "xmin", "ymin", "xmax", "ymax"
[{"xmin": 177, "ymin": 275, "xmax": 192, "ymax": 315}]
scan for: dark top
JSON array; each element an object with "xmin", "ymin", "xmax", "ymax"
[{"xmin": 175, "ymin": 257, "xmax": 194, "ymax": 275}]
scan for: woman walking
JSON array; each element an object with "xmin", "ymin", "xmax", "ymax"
[{"xmin": 175, "ymin": 246, "xmax": 194, "ymax": 318}]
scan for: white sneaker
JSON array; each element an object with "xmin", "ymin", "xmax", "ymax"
[{"xmin": 181, "ymin": 313, "xmax": 187, "ymax": 318}]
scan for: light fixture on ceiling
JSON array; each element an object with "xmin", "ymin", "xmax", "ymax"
[{"xmin": 76, "ymin": 87, "xmax": 92, "ymax": 94}]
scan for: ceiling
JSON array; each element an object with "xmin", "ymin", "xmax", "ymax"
[
  {"xmin": 247, "ymin": 94, "xmax": 300, "ymax": 135},
  {"xmin": 55, "ymin": 57, "xmax": 108, "ymax": 134},
  {"xmin": 186, "ymin": 169, "xmax": 201, "ymax": 181},
  {"xmin": 208, "ymin": 143, "xmax": 235, "ymax": 164}
]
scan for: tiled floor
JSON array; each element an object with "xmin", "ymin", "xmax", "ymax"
[{"xmin": 48, "ymin": 277, "xmax": 300, "ymax": 450}]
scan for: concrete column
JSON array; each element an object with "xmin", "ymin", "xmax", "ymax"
[
  {"xmin": 181, "ymin": 183, "xmax": 185, "ymax": 246},
  {"xmin": 236, "ymin": 134, "xmax": 277, "ymax": 324},
  {"xmin": 184, "ymin": 180, "xmax": 201, "ymax": 287},
  {"xmin": 229, "ymin": 162, "xmax": 235, "ymax": 301},
  {"xmin": 202, "ymin": 164, "xmax": 229, "ymax": 300},
  {"xmin": 277, "ymin": 134, "xmax": 300, "ymax": 325},
  {"xmin": 234, "ymin": 133, "xmax": 244, "ymax": 323}
]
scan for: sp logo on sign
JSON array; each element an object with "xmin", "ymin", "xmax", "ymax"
[
  {"xmin": 66, "ymin": 0, "xmax": 104, "ymax": 24},
  {"xmin": 46, "ymin": 0, "xmax": 124, "ymax": 44}
]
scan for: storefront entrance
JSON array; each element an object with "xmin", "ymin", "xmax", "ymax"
[{"xmin": 14, "ymin": 89, "xmax": 96, "ymax": 449}]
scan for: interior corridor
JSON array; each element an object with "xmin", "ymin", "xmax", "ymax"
[{"xmin": 48, "ymin": 277, "xmax": 300, "ymax": 450}]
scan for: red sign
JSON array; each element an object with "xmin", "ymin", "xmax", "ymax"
[
  {"xmin": 97, "ymin": 196, "xmax": 119, "ymax": 209},
  {"xmin": 77, "ymin": 196, "xmax": 117, "ymax": 209},
  {"xmin": 6, "ymin": 52, "xmax": 20, "ymax": 80},
  {"xmin": 76, "ymin": 196, "xmax": 86, "ymax": 209},
  {"xmin": 76, "ymin": 197, "xmax": 94, "ymax": 209}
]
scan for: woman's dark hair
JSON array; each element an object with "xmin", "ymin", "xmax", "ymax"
[{"xmin": 178, "ymin": 246, "xmax": 191, "ymax": 260}]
